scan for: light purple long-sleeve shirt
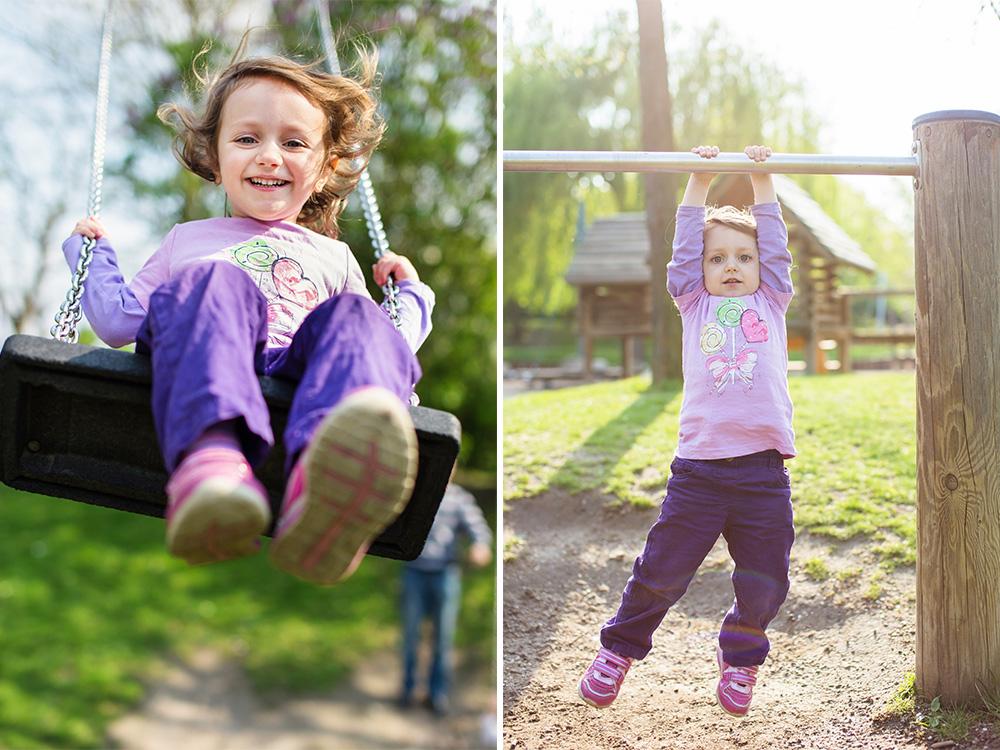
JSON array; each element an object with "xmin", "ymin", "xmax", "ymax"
[
  {"xmin": 666, "ymin": 203, "xmax": 796, "ymax": 460},
  {"xmin": 61, "ymin": 217, "xmax": 434, "ymax": 353}
]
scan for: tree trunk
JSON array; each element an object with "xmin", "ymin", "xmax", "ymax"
[{"xmin": 636, "ymin": 0, "xmax": 680, "ymax": 381}]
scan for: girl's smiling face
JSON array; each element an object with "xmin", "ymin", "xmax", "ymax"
[
  {"xmin": 215, "ymin": 76, "xmax": 331, "ymax": 224},
  {"xmin": 702, "ymin": 224, "xmax": 761, "ymax": 297}
]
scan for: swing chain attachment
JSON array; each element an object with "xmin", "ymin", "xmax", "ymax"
[
  {"xmin": 52, "ymin": 241, "xmax": 97, "ymax": 344},
  {"xmin": 313, "ymin": 0, "xmax": 401, "ymax": 330},
  {"xmin": 52, "ymin": 0, "xmax": 115, "ymax": 343},
  {"xmin": 359, "ymin": 170, "xmax": 401, "ymax": 329}
]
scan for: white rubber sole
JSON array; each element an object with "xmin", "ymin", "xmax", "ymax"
[
  {"xmin": 166, "ymin": 478, "xmax": 271, "ymax": 565},
  {"xmin": 269, "ymin": 387, "xmax": 418, "ymax": 585}
]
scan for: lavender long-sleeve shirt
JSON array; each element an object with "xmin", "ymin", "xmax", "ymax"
[
  {"xmin": 666, "ymin": 203, "xmax": 796, "ymax": 460},
  {"xmin": 61, "ymin": 217, "xmax": 434, "ymax": 353}
]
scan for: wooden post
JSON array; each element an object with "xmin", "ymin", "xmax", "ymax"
[
  {"xmin": 914, "ymin": 110, "xmax": 1000, "ymax": 703},
  {"xmin": 622, "ymin": 336, "xmax": 634, "ymax": 378},
  {"xmin": 580, "ymin": 292, "xmax": 594, "ymax": 381}
]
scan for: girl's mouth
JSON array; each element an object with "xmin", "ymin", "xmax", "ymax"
[{"xmin": 249, "ymin": 177, "xmax": 288, "ymax": 187}]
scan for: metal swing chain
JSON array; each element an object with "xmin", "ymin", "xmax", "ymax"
[
  {"xmin": 51, "ymin": 0, "xmax": 115, "ymax": 343},
  {"xmin": 314, "ymin": 0, "xmax": 401, "ymax": 330}
]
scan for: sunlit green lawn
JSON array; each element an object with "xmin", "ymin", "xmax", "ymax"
[
  {"xmin": 0, "ymin": 490, "xmax": 495, "ymax": 749},
  {"xmin": 504, "ymin": 371, "xmax": 916, "ymax": 564}
]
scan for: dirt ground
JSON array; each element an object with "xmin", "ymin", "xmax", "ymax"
[
  {"xmin": 107, "ymin": 646, "xmax": 496, "ymax": 749},
  {"xmin": 502, "ymin": 489, "xmax": 1000, "ymax": 750}
]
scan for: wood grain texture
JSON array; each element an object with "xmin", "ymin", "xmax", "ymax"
[{"xmin": 914, "ymin": 114, "xmax": 1000, "ymax": 702}]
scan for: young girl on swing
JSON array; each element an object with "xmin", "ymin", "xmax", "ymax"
[{"xmin": 62, "ymin": 45, "xmax": 434, "ymax": 586}]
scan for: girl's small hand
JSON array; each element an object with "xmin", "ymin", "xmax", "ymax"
[
  {"xmin": 74, "ymin": 217, "xmax": 108, "ymax": 240},
  {"xmin": 745, "ymin": 145, "xmax": 772, "ymax": 163},
  {"xmin": 373, "ymin": 252, "xmax": 419, "ymax": 285},
  {"xmin": 692, "ymin": 145, "xmax": 720, "ymax": 160}
]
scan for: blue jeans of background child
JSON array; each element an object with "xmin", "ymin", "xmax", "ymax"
[
  {"xmin": 601, "ymin": 450, "xmax": 794, "ymax": 668},
  {"xmin": 401, "ymin": 564, "xmax": 461, "ymax": 704},
  {"xmin": 135, "ymin": 261, "xmax": 421, "ymax": 474}
]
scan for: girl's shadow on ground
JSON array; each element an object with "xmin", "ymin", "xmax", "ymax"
[{"xmin": 547, "ymin": 381, "xmax": 682, "ymax": 493}]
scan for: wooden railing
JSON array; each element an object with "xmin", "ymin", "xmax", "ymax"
[{"xmin": 838, "ymin": 288, "xmax": 915, "ymax": 372}]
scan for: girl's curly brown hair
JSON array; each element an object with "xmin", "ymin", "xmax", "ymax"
[{"xmin": 157, "ymin": 42, "xmax": 385, "ymax": 238}]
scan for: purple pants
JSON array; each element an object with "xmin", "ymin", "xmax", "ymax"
[
  {"xmin": 135, "ymin": 262, "xmax": 421, "ymax": 474},
  {"xmin": 601, "ymin": 450, "xmax": 794, "ymax": 668}
]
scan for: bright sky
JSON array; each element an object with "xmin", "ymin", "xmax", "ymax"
[{"xmin": 504, "ymin": 0, "xmax": 1000, "ymax": 226}]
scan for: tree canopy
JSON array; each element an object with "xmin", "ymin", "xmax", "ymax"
[{"xmin": 502, "ymin": 8, "xmax": 914, "ymax": 328}]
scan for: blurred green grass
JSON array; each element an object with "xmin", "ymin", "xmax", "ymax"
[
  {"xmin": 504, "ymin": 371, "xmax": 916, "ymax": 565},
  {"xmin": 0, "ymin": 489, "xmax": 495, "ymax": 749}
]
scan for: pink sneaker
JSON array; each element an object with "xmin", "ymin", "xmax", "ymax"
[
  {"xmin": 578, "ymin": 647, "xmax": 632, "ymax": 708},
  {"xmin": 268, "ymin": 387, "xmax": 418, "ymax": 585},
  {"xmin": 716, "ymin": 646, "xmax": 759, "ymax": 716},
  {"xmin": 165, "ymin": 447, "xmax": 271, "ymax": 565}
]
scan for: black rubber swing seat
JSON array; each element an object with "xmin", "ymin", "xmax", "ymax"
[{"xmin": 0, "ymin": 334, "xmax": 460, "ymax": 561}]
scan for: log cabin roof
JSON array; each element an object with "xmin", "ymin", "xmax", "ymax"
[
  {"xmin": 565, "ymin": 212, "xmax": 650, "ymax": 285},
  {"xmin": 565, "ymin": 174, "xmax": 877, "ymax": 286}
]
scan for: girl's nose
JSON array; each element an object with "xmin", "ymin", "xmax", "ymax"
[{"xmin": 256, "ymin": 142, "xmax": 282, "ymax": 167}]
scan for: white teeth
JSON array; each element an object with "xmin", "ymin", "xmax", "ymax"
[{"xmin": 250, "ymin": 178, "xmax": 286, "ymax": 187}]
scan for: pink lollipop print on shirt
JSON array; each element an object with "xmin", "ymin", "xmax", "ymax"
[
  {"xmin": 740, "ymin": 309, "xmax": 769, "ymax": 343},
  {"xmin": 706, "ymin": 299, "xmax": 762, "ymax": 393}
]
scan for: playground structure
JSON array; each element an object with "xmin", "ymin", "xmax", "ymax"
[{"xmin": 504, "ymin": 110, "xmax": 1000, "ymax": 704}]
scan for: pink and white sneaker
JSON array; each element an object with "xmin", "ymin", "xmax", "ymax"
[
  {"xmin": 578, "ymin": 647, "xmax": 633, "ymax": 708},
  {"xmin": 716, "ymin": 646, "xmax": 759, "ymax": 716},
  {"xmin": 165, "ymin": 447, "xmax": 271, "ymax": 566},
  {"xmin": 268, "ymin": 387, "xmax": 418, "ymax": 586}
]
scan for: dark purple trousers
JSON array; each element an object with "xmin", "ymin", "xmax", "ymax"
[
  {"xmin": 601, "ymin": 450, "xmax": 794, "ymax": 668},
  {"xmin": 136, "ymin": 262, "xmax": 421, "ymax": 474}
]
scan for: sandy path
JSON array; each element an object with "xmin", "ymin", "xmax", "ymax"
[
  {"xmin": 107, "ymin": 647, "xmax": 496, "ymax": 749},
  {"xmin": 502, "ymin": 489, "xmax": 1000, "ymax": 750}
]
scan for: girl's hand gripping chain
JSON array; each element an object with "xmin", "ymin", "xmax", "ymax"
[
  {"xmin": 73, "ymin": 217, "xmax": 108, "ymax": 240},
  {"xmin": 373, "ymin": 251, "xmax": 420, "ymax": 285}
]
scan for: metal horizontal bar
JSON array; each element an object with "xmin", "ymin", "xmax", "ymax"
[{"xmin": 503, "ymin": 150, "xmax": 919, "ymax": 177}]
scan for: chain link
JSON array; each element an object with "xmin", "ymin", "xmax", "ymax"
[
  {"xmin": 51, "ymin": 0, "xmax": 115, "ymax": 343},
  {"xmin": 358, "ymin": 171, "xmax": 401, "ymax": 328},
  {"xmin": 314, "ymin": 0, "xmax": 401, "ymax": 329}
]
